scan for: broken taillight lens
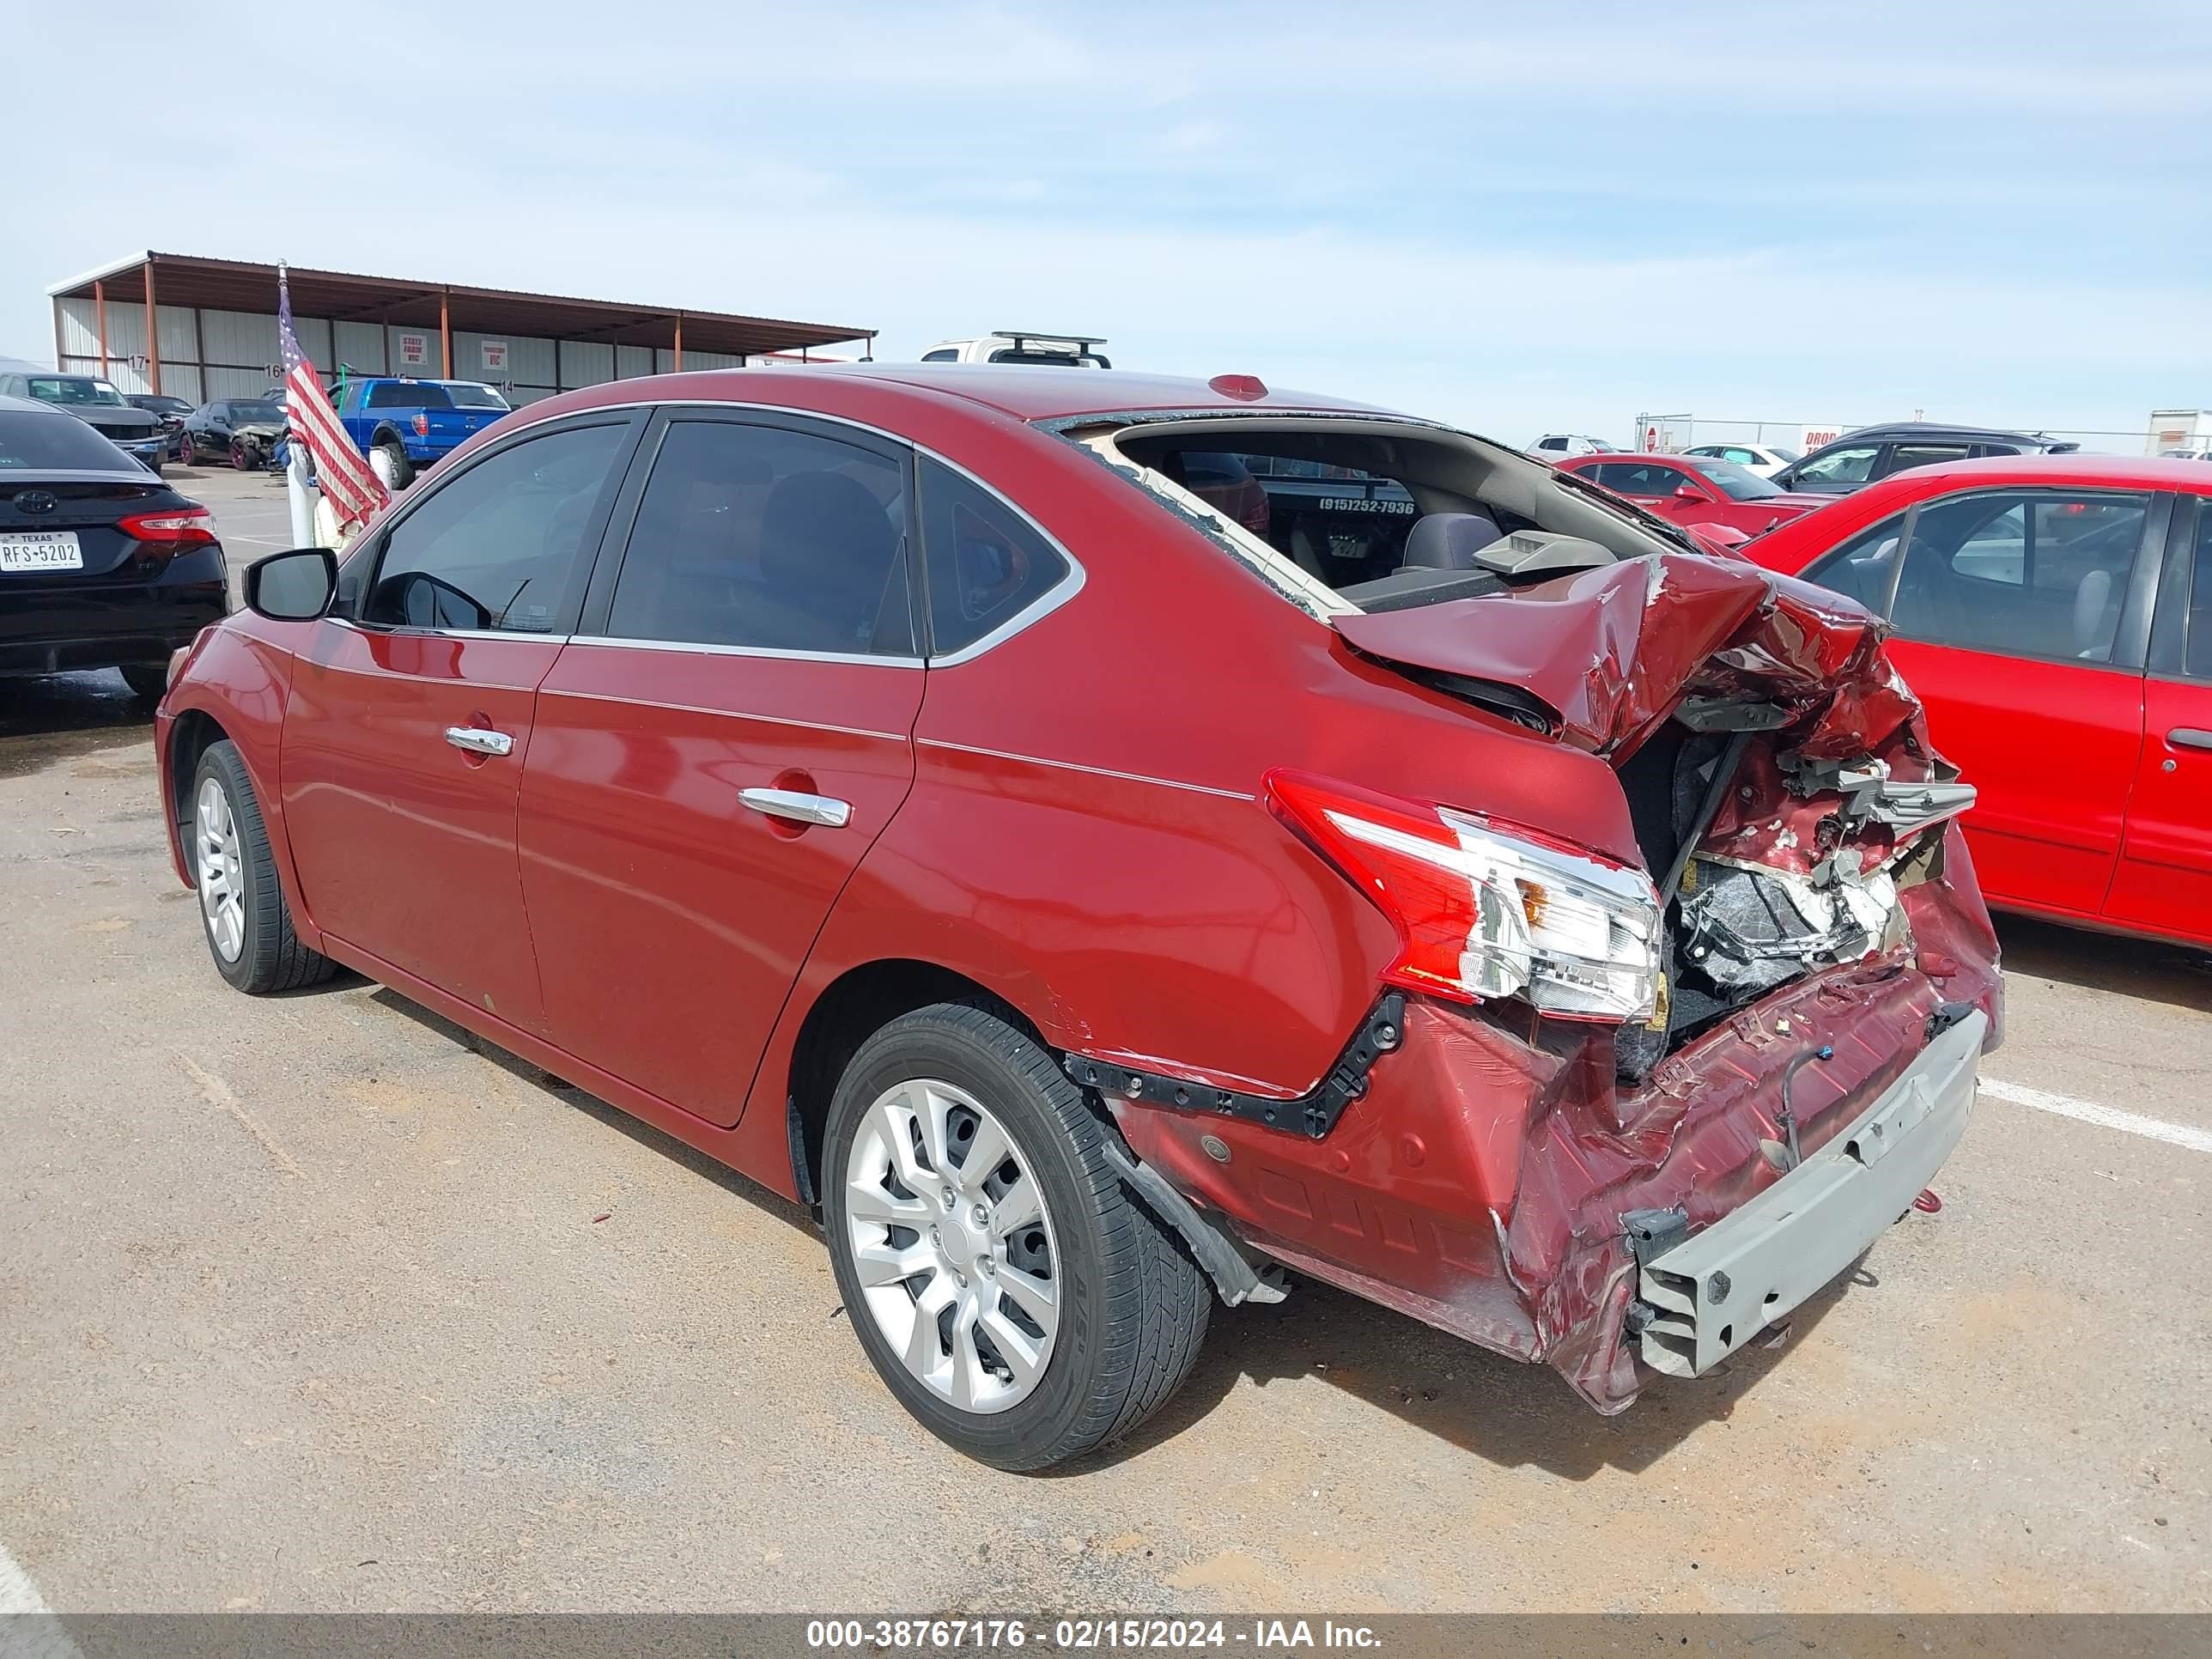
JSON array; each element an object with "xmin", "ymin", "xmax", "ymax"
[{"xmin": 1267, "ymin": 770, "xmax": 1662, "ymax": 1023}]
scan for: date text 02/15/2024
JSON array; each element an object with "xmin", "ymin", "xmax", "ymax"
[{"xmin": 803, "ymin": 1619, "xmax": 1382, "ymax": 1651}]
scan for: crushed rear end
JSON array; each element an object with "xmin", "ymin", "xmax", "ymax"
[{"xmin": 1310, "ymin": 552, "xmax": 2002, "ymax": 1409}]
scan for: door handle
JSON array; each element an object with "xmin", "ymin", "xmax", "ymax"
[
  {"xmin": 444, "ymin": 726, "xmax": 514, "ymax": 758},
  {"xmin": 738, "ymin": 787, "xmax": 851, "ymax": 828},
  {"xmin": 2170, "ymin": 728, "xmax": 2212, "ymax": 753}
]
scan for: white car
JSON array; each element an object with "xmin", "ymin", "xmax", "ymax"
[
  {"xmin": 1683, "ymin": 441, "xmax": 1802, "ymax": 479},
  {"xmin": 921, "ymin": 330, "xmax": 1110, "ymax": 368},
  {"xmin": 1528, "ymin": 434, "xmax": 1619, "ymax": 459}
]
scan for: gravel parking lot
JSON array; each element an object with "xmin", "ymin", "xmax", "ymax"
[{"xmin": 3, "ymin": 466, "xmax": 2208, "ymax": 1614}]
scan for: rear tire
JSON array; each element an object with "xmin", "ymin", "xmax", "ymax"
[
  {"xmin": 118, "ymin": 665, "xmax": 167, "ymax": 702},
  {"xmin": 190, "ymin": 739, "xmax": 337, "ymax": 994},
  {"xmin": 823, "ymin": 1002, "xmax": 1211, "ymax": 1471}
]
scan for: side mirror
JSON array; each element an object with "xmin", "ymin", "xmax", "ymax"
[
  {"xmin": 245, "ymin": 547, "xmax": 337, "ymax": 621},
  {"xmin": 1674, "ymin": 483, "xmax": 1707, "ymax": 501}
]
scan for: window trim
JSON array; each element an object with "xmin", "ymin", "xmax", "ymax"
[
  {"xmin": 560, "ymin": 398, "xmax": 1086, "ymax": 668},
  {"xmin": 2148, "ymin": 491, "xmax": 2205, "ymax": 684},
  {"xmin": 341, "ymin": 408, "xmax": 646, "ymax": 637}
]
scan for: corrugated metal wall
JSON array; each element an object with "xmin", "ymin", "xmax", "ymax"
[{"xmin": 57, "ymin": 293, "xmax": 759, "ymax": 410}]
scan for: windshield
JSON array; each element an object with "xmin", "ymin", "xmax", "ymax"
[
  {"xmin": 445, "ymin": 383, "xmax": 510, "ymax": 410},
  {"xmin": 232, "ymin": 400, "xmax": 284, "ymax": 423},
  {"xmin": 0, "ymin": 410, "xmax": 144, "ymax": 470},
  {"xmin": 1698, "ymin": 461, "xmax": 1784, "ymax": 501},
  {"xmin": 26, "ymin": 377, "xmax": 126, "ymax": 408}
]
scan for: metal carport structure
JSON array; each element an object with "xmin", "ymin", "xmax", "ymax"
[{"xmin": 47, "ymin": 252, "xmax": 875, "ymax": 406}]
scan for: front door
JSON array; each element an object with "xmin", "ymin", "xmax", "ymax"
[
  {"xmin": 280, "ymin": 414, "xmax": 640, "ymax": 1033},
  {"xmin": 520, "ymin": 411, "xmax": 925, "ymax": 1125},
  {"xmin": 2106, "ymin": 494, "xmax": 2212, "ymax": 944},
  {"xmin": 1879, "ymin": 486, "xmax": 2157, "ymax": 919}
]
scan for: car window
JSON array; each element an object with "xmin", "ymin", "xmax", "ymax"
[
  {"xmin": 1886, "ymin": 444, "xmax": 1972, "ymax": 475},
  {"xmin": 1696, "ymin": 462, "xmax": 1781, "ymax": 501},
  {"xmin": 1802, "ymin": 513, "xmax": 1907, "ymax": 611},
  {"xmin": 0, "ymin": 410, "xmax": 142, "ymax": 471},
  {"xmin": 1537, "ymin": 437, "xmax": 1566, "ymax": 453},
  {"xmin": 918, "ymin": 456, "xmax": 1071, "ymax": 658},
  {"xmin": 365, "ymin": 382, "xmax": 454, "ymax": 410},
  {"xmin": 365, "ymin": 422, "xmax": 629, "ymax": 634},
  {"xmin": 2186, "ymin": 504, "xmax": 2212, "ymax": 680},
  {"xmin": 921, "ymin": 349, "xmax": 959, "ymax": 363},
  {"xmin": 1889, "ymin": 491, "xmax": 2148, "ymax": 662},
  {"xmin": 1596, "ymin": 463, "xmax": 1689, "ymax": 496},
  {"xmin": 1794, "ymin": 444, "xmax": 1881, "ymax": 487},
  {"xmin": 607, "ymin": 420, "xmax": 914, "ymax": 657},
  {"xmin": 445, "ymin": 384, "xmax": 508, "ymax": 410}
]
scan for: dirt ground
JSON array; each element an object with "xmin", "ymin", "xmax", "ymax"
[{"xmin": 2, "ymin": 466, "xmax": 2206, "ymax": 1613}]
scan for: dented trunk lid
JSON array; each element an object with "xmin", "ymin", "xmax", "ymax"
[{"xmin": 1333, "ymin": 551, "xmax": 1921, "ymax": 766}]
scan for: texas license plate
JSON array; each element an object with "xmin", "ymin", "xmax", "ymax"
[{"xmin": 0, "ymin": 532, "xmax": 84, "ymax": 572}]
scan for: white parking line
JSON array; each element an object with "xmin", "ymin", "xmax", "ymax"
[
  {"xmin": 0, "ymin": 1540, "xmax": 82, "ymax": 1659},
  {"xmin": 1981, "ymin": 1078, "xmax": 2212, "ymax": 1156}
]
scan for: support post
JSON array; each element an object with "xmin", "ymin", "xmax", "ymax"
[
  {"xmin": 672, "ymin": 312, "xmax": 683, "ymax": 372},
  {"xmin": 439, "ymin": 286, "xmax": 451, "ymax": 378},
  {"xmin": 94, "ymin": 280, "xmax": 109, "ymax": 377},
  {"xmin": 143, "ymin": 259, "xmax": 161, "ymax": 394}
]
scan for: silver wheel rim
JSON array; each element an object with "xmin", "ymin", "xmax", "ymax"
[
  {"xmin": 194, "ymin": 776, "xmax": 246, "ymax": 963},
  {"xmin": 843, "ymin": 1078, "xmax": 1060, "ymax": 1415}
]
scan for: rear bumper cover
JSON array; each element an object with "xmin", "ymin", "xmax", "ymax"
[{"xmin": 1635, "ymin": 1006, "xmax": 1984, "ymax": 1378}]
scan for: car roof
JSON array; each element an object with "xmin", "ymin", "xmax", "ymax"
[
  {"xmin": 1825, "ymin": 420, "xmax": 2055, "ymax": 446},
  {"xmin": 1845, "ymin": 451, "xmax": 2212, "ymax": 496},
  {"xmin": 793, "ymin": 363, "xmax": 1391, "ymax": 422},
  {"xmin": 0, "ymin": 392, "xmax": 63, "ymax": 414}
]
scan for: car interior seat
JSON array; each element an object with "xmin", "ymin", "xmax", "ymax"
[
  {"xmin": 2073, "ymin": 567, "xmax": 2116, "ymax": 659},
  {"xmin": 756, "ymin": 471, "xmax": 901, "ymax": 652},
  {"xmin": 1400, "ymin": 511, "xmax": 1506, "ymax": 569}
]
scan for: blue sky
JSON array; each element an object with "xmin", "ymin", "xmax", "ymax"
[{"xmin": 8, "ymin": 2, "xmax": 2208, "ymax": 448}]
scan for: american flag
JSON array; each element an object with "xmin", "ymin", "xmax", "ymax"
[{"xmin": 278, "ymin": 264, "xmax": 388, "ymax": 532}]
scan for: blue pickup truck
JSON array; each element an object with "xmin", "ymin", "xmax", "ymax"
[{"xmin": 333, "ymin": 378, "xmax": 512, "ymax": 489}]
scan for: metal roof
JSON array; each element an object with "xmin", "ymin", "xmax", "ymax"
[{"xmin": 47, "ymin": 252, "xmax": 872, "ymax": 359}]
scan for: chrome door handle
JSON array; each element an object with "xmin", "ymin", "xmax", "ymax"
[
  {"xmin": 444, "ymin": 726, "xmax": 514, "ymax": 757},
  {"xmin": 738, "ymin": 787, "xmax": 851, "ymax": 828},
  {"xmin": 2170, "ymin": 728, "xmax": 2212, "ymax": 753}
]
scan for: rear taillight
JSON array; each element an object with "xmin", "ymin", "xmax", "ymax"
[
  {"xmin": 118, "ymin": 505, "xmax": 218, "ymax": 546},
  {"xmin": 413, "ymin": 413, "xmax": 430, "ymax": 437},
  {"xmin": 1267, "ymin": 770, "xmax": 1662, "ymax": 1023}
]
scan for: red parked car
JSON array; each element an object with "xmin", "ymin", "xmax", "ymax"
[
  {"xmin": 1553, "ymin": 452, "xmax": 1833, "ymax": 542},
  {"xmin": 1741, "ymin": 453, "xmax": 2212, "ymax": 953},
  {"xmin": 155, "ymin": 367, "xmax": 2001, "ymax": 1468}
]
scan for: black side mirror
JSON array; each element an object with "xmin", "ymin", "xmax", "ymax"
[{"xmin": 245, "ymin": 547, "xmax": 337, "ymax": 621}]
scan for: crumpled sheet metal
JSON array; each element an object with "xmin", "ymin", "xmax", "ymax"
[{"xmin": 1334, "ymin": 552, "xmax": 1925, "ymax": 765}]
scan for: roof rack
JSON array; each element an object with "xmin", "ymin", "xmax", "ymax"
[{"xmin": 994, "ymin": 328, "xmax": 1109, "ymax": 351}]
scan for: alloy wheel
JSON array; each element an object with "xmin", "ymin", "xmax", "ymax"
[
  {"xmin": 194, "ymin": 776, "xmax": 246, "ymax": 963},
  {"xmin": 842, "ymin": 1077, "xmax": 1060, "ymax": 1414}
]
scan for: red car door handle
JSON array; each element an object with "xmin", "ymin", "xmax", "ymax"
[{"xmin": 2170, "ymin": 728, "xmax": 2212, "ymax": 753}]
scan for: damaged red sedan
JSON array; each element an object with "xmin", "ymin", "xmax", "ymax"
[{"xmin": 155, "ymin": 366, "xmax": 2001, "ymax": 1469}]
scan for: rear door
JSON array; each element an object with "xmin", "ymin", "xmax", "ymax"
[
  {"xmin": 519, "ymin": 410, "xmax": 925, "ymax": 1125},
  {"xmin": 2105, "ymin": 493, "xmax": 2212, "ymax": 944},
  {"xmin": 279, "ymin": 412, "xmax": 641, "ymax": 1031},
  {"xmin": 1862, "ymin": 485, "xmax": 2159, "ymax": 919}
]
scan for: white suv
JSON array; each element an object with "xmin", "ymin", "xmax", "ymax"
[
  {"xmin": 921, "ymin": 330, "xmax": 1110, "ymax": 368},
  {"xmin": 1528, "ymin": 434, "xmax": 1619, "ymax": 459}
]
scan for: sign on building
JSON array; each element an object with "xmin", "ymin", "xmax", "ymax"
[
  {"xmin": 482, "ymin": 340, "xmax": 508, "ymax": 374},
  {"xmin": 397, "ymin": 331, "xmax": 428, "ymax": 368}
]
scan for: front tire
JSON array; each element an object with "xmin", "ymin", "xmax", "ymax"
[
  {"xmin": 190, "ymin": 739, "xmax": 337, "ymax": 994},
  {"xmin": 118, "ymin": 664, "xmax": 168, "ymax": 702},
  {"xmin": 823, "ymin": 1003, "xmax": 1210, "ymax": 1471}
]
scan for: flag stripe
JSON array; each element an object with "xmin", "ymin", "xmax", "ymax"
[{"xmin": 278, "ymin": 264, "xmax": 390, "ymax": 532}]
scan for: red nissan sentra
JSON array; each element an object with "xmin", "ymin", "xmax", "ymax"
[{"xmin": 155, "ymin": 366, "xmax": 2001, "ymax": 1469}]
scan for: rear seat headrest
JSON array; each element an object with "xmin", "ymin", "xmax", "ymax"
[{"xmin": 1401, "ymin": 512, "xmax": 1505, "ymax": 569}]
